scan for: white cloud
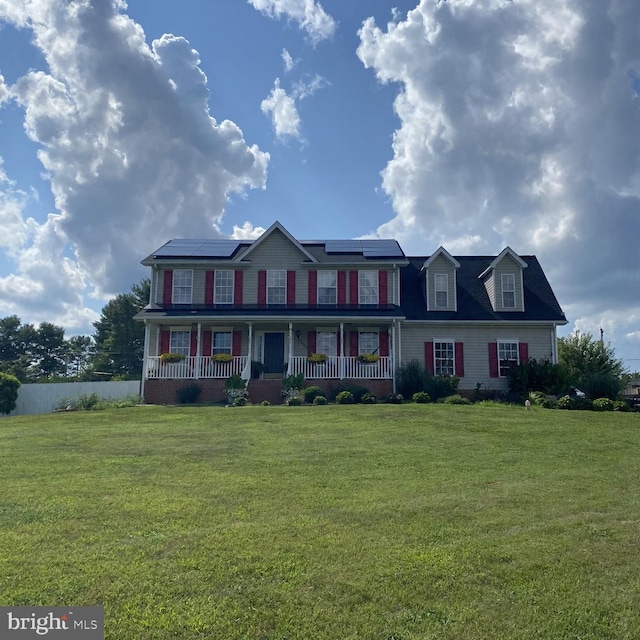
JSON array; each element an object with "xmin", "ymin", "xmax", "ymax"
[
  {"xmin": 261, "ymin": 75, "xmax": 327, "ymax": 140},
  {"xmin": 358, "ymin": 0, "xmax": 640, "ymax": 359},
  {"xmin": 247, "ymin": 0, "xmax": 336, "ymax": 44},
  {"xmin": 0, "ymin": 0, "xmax": 269, "ymax": 332},
  {"xmin": 231, "ymin": 221, "xmax": 266, "ymax": 239},
  {"xmin": 281, "ymin": 48, "xmax": 296, "ymax": 72}
]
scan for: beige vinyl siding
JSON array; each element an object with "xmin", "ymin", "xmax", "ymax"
[
  {"xmin": 426, "ymin": 255, "xmax": 456, "ymax": 311},
  {"xmin": 400, "ymin": 323, "xmax": 555, "ymax": 390},
  {"xmin": 483, "ymin": 273, "xmax": 495, "ymax": 309},
  {"xmin": 493, "ymin": 254, "xmax": 524, "ymax": 311},
  {"xmin": 153, "ymin": 266, "xmax": 206, "ymax": 305}
]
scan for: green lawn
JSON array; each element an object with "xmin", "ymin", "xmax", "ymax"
[{"xmin": 1, "ymin": 404, "xmax": 639, "ymax": 639}]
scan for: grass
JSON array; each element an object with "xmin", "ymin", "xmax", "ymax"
[{"xmin": 0, "ymin": 404, "xmax": 639, "ymax": 639}]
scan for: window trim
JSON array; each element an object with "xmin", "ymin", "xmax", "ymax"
[
  {"xmin": 358, "ymin": 270, "xmax": 379, "ymax": 305},
  {"xmin": 212, "ymin": 330, "xmax": 233, "ymax": 356},
  {"xmin": 214, "ymin": 270, "xmax": 234, "ymax": 305},
  {"xmin": 501, "ymin": 273, "xmax": 516, "ymax": 309},
  {"xmin": 172, "ymin": 269, "xmax": 193, "ymax": 304},
  {"xmin": 317, "ymin": 270, "xmax": 337, "ymax": 305},
  {"xmin": 434, "ymin": 273, "xmax": 448, "ymax": 308},
  {"xmin": 433, "ymin": 339, "xmax": 455, "ymax": 376},
  {"xmin": 267, "ymin": 269, "xmax": 287, "ymax": 306},
  {"xmin": 497, "ymin": 340, "xmax": 519, "ymax": 377}
]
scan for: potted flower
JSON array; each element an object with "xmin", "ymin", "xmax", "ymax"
[
  {"xmin": 251, "ymin": 361, "xmax": 264, "ymax": 379},
  {"xmin": 307, "ymin": 353, "xmax": 328, "ymax": 364},
  {"xmin": 357, "ymin": 353, "xmax": 379, "ymax": 364},
  {"xmin": 159, "ymin": 352, "xmax": 185, "ymax": 364},
  {"xmin": 211, "ymin": 353, "xmax": 233, "ymax": 363}
]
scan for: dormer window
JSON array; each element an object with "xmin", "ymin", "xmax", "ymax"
[
  {"xmin": 434, "ymin": 274, "xmax": 448, "ymax": 308},
  {"xmin": 501, "ymin": 274, "xmax": 516, "ymax": 309}
]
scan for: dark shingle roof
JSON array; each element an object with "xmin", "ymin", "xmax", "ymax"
[{"xmin": 401, "ymin": 256, "xmax": 567, "ymax": 323}]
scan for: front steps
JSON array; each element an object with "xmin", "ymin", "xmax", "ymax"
[{"xmin": 247, "ymin": 379, "xmax": 284, "ymax": 405}]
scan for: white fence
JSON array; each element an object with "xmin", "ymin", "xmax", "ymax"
[{"xmin": 5, "ymin": 380, "xmax": 141, "ymax": 417}]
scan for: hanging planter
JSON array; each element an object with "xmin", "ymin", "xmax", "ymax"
[
  {"xmin": 307, "ymin": 353, "xmax": 328, "ymax": 364},
  {"xmin": 357, "ymin": 353, "xmax": 379, "ymax": 364},
  {"xmin": 211, "ymin": 353, "xmax": 233, "ymax": 363},
  {"xmin": 159, "ymin": 352, "xmax": 185, "ymax": 363}
]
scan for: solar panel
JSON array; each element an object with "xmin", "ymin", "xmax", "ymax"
[
  {"xmin": 362, "ymin": 240, "xmax": 404, "ymax": 258},
  {"xmin": 153, "ymin": 239, "xmax": 241, "ymax": 258},
  {"xmin": 325, "ymin": 240, "xmax": 363, "ymax": 254},
  {"xmin": 193, "ymin": 240, "xmax": 240, "ymax": 257}
]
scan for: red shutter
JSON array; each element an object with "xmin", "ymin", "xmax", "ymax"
[
  {"xmin": 379, "ymin": 330, "xmax": 389, "ymax": 357},
  {"xmin": 163, "ymin": 270, "xmax": 173, "ymax": 305},
  {"xmin": 308, "ymin": 271, "xmax": 317, "ymax": 305},
  {"xmin": 205, "ymin": 271, "xmax": 214, "ymax": 305},
  {"xmin": 378, "ymin": 271, "xmax": 388, "ymax": 306},
  {"xmin": 234, "ymin": 270, "xmax": 243, "ymax": 307},
  {"xmin": 190, "ymin": 330, "xmax": 198, "ymax": 356},
  {"xmin": 308, "ymin": 331, "xmax": 317, "ymax": 355},
  {"xmin": 488, "ymin": 342, "xmax": 499, "ymax": 378},
  {"xmin": 202, "ymin": 330, "xmax": 212, "ymax": 356},
  {"xmin": 160, "ymin": 330, "xmax": 170, "ymax": 354},
  {"xmin": 519, "ymin": 342, "xmax": 529, "ymax": 364},
  {"xmin": 232, "ymin": 330, "xmax": 242, "ymax": 356},
  {"xmin": 258, "ymin": 270, "xmax": 267, "ymax": 306},
  {"xmin": 337, "ymin": 271, "xmax": 346, "ymax": 305},
  {"xmin": 349, "ymin": 271, "xmax": 358, "ymax": 305},
  {"xmin": 424, "ymin": 341, "xmax": 434, "ymax": 375},
  {"xmin": 287, "ymin": 271, "xmax": 296, "ymax": 306},
  {"xmin": 350, "ymin": 331, "xmax": 359, "ymax": 357},
  {"xmin": 455, "ymin": 342, "xmax": 465, "ymax": 377}
]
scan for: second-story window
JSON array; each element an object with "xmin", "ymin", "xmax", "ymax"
[
  {"xmin": 434, "ymin": 274, "xmax": 448, "ymax": 308},
  {"xmin": 502, "ymin": 274, "xmax": 516, "ymax": 308},
  {"xmin": 172, "ymin": 270, "xmax": 193, "ymax": 304},
  {"xmin": 267, "ymin": 270, "xmax": 286, "ymax": 305},
  {"xmin": 318, "ymin": 271, "xmax": 337, "ymax": 305},
  {"xmin": 215, "ymin": 270, "xmax": 234, "ymax": 305},
  {"xmin": 359, "ymin": 271, "xmax": 378, "ymax": 305}
]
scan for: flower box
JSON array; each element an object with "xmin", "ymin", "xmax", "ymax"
[
  {"xmin": 357, "ymin": 353, "xmax": 379, "ymax": 364},
  {"xmin": 307, "ymin": 353, "xmax": 328, "ymax": 364},
  {"xmin": 159, "ymin": 352, "xmax": 185, "ymax": 363},
  {"xmin": 211, "ymin": 353, "xmax": 233, "ymax": 363}
]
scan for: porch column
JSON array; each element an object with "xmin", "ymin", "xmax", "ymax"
[
  {"xmin": 288, "ymin": 322, "xmax": 294, "ymax": 374},
  {"xmin": 195, "ymin": 322, "xmax": 202, "ymax": 379},
  {"xmin": 391, "ymin": 320, "xmax": 396, "ymax": 394},
  {"xmin": 241, "ymin": 322, "xmax": 253, "ymax": 381},
  {"xmin": 140, "ymin": 321, "xmax": 150, "ymax": 398},
  {"xmin": 339, "ymin": 322, "xmax": 345, "ymax": 379},
  {"xmin": 248, "ymin": 322, "xmax": 253, "ymax": 372}
]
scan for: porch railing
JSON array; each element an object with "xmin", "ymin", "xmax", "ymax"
[
  {"xmin": 289, "ymin": 356, "xmax": 392, "ymax": 380},
  {"xmin": 145, "ymin": 355, "xmax": 392, "ymax": 380},
  {"xmin": 146, "ymin": 356, "xmax": 248, "ymax": 380}
]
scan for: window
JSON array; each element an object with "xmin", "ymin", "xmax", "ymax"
[
  {"xmin": 212, "ymin": 331, "xmax": 232, "ymax": 356},
  {"xmin": 359, "ymin": 331, "xmax": 379, "ymax": 355},
  {"xmin": 498, "ymin": 341, "xmax": 519, "ymax": 377},
  {"xmin": 170, "ymin": 330, "xmax": 190, "ymax": 357},
  {"xmin": 267, "ymin": 270, "xmax": 286, "ymax": 305},
  {"xmin": 317, "ymin": 271, "xmax": 337, "ymax": 305},
  {"xmin": 359, "ymin": 271, "xmax": 378, "ymax": 305},
  {"xmin": 434, "ymin": 341, "xmax": 454, "ymax": 376},
  {"xmin": 502, "ymin": 274, "xmax": 516, "ymax": 309},
  {"xmin": 172, "ymin": 270, "xmax": 193, "ymax": 304},
  {"xmin": 317, "ymin": 331, "xmax": 337, "ymax": 356},
  {"xmin": 214, "ymin": 271, "xmax": 234, "ymax": 305},
  {"xmin": 434, "ymin": 274, "xmax": 448, "ymax": 308}
]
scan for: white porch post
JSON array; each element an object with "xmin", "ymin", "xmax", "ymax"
[
  {"xmin": 195, "ymin": 322, "xmax": 202, "ymax": 379},
  {"xmin": 248, "ymin": 322, "xmax": 253, "ymax": 367},
  {"xmin": 391, "ymin": 320, "xmax": 396, "ymax": 394},
  {"xmin": 288, "ymin": 322, "xmax": 294, "ymax": 374},
  {"xmin": 339, "ymin": 322, "xmax": 345, "ymax": 379},
  {"xmin": 140, "ymin": 321, "xmax": 150, "ymax": 398}
]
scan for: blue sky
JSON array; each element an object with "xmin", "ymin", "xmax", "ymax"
[{"xmin": 0, "ymin": 0, "xmax": 639, "ymax": 371}]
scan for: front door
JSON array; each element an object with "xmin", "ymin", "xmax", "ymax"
[{"xmin": 264, "ymin": 333, "xmax": 285, "ymax": 374}]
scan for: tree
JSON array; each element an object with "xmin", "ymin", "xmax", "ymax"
[
  {"xmin": 0, "ymin": 372, "xmax": 21, "ymax": 415},
  {"xmin": 90, "ymin": 279, "xmax": 150, "ymax": 378},
  {"xmin": 558, "ymin": 331, "xmax": 627, "ymax": 399},
  {"xmin": 66, "ymin": 335, "xmax": 94, "ymax": 378},
  {"xmin": 0, "ymin": 316, "xmax": 38, "ymax": 382},
  {"xmin": 31, "ymin": 322, "xmax": 68, "ymax": 379}
]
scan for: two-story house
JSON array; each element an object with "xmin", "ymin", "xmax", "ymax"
[{"xmin": 135, "ymin": 221, "xmax": 567, "ymax": 403}]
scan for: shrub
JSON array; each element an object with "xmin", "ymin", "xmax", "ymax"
[
  {"xmin": 260, "ymin": 400, "xmax": 271, "ymax": 406},
  {"xmin": 335, "ymin": 391, "xmax": 354, "ymax": 404},
  {"xmin": 224, "ymin": 374, "xmax": 247, "ymax": 403},
  {"xmin": 286, "ymin": 397, "xmax": 302, "ymax": 406},
  {"xmin": 580, "ymin": 372, "xmax": 624, "ymax": 401},
  {"xmin": 0, "ymin": 372, "xmax": 21, "ymax": 415},
  {"xmin": 396, "ymin": 360, "xmax": 428, "ymax": 398},
  {"xmin": 330, "ymin": 384, "xmax": 370, "ymax": 403},
  {"xmin": 412, "ymin": 391, "xmax": 431, "ymax": 404},
  {"xmin": 443, "ymin": 394, "xmax": 472, "ymax": 405},
  {"xmin": 573, "ymin": 397, "xmax": 593, "ymax": 411},
  {"xmin": 231, "ymin": 397, "xmax": 247, "ymax": 407},
  {"xmin": 506, "ymin": 358, "xmax": 568, "ymax": 399},
  {"xmin": 303, "ymin": 386, "xmax": 324, "ymax": 404},
  {"xmin": 176, "ymin": 383, "xmax": 202, "ymax": 404},
  {"xmin": 556, "ymin": 395, "xmax": 575, "ymax": 410},
  {"xmin": 282, "ymin": 373, "xmax": 305, "ymax": 403},
  {"xmin": 312, "ymin": 395, "xmax": 328, "ymax": 405},
  {"xmin": 613, "ymin": 400, "xmax": 630, "ymax": 412},
  {"xmin": 592, "ymin": 397, "xmax": 614, "ymax": 412},
  {"xmin": 425, "ymin": 375, "xmax": 460, "ymax": 402},
  {"xmin": 361, "ymin": 392, "xmax": 377, "ymax": 404},
  {"xmin": 386, "ymin": 393, "xmax": 404, "ymax": 404},
  {"xmin": 528, "ymin": 391, "xmax": 547, "ymax": 406}
]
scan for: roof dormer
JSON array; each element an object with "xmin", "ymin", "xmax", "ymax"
[
  {"xmin": 234, "ymin": 221, "xmax": 318, "ymax": 263},
  {"xmin": 479, "ymin": 247, "xmax": 528, "ymax": 312},
  {"xmin": 422, "ymin": 246, "xmax": 460, "ymax": 312}
]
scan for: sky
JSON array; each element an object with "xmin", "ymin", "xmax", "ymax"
[{"xmin": 0, "ymin": 0, "xmax": 639, "ymax": 371}]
